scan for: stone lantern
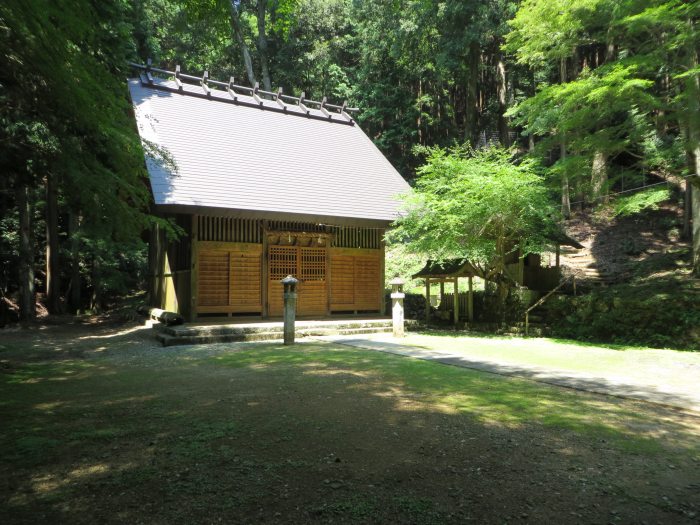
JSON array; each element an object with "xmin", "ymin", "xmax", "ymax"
[
  {"xmin": 281, "ymin": 275, "xmax": 299, "ymax": 344},
  {"xmin": 389, "ymin": 277, "xmax": 406, "ymax": 338}
]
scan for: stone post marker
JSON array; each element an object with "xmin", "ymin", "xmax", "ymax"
[
  {"xmin": 281, "ymin": 275, "xmax": 299, "ymax": 345},
  {"xmin": 389, "ymin": 277, "xmax": 406, "ymax": 338}
]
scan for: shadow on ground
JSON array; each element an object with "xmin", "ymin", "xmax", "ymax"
[{"xmin": 1, "ymin": 323, "xmax": 699, "ymax": 524}]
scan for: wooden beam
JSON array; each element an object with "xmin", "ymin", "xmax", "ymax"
[
  {"xmin": 518, "ymin": 248, "xmax": 525, "ymax": 285},
  {"xmin": 425, "ymin": 278, "xmax": 431, "ymax": 323},
  {"xmin": 189, "ymin": 214, "xmax": 199, "ymax": 322},
  {"xmin": 325, "ymin": 238, "xmax": 331, "ymax": 317},
  {"xmin": 468, "ymin": 276, "xmax": 474, "ymax": 323},
  {"xmin": 262, "ymin": 220, "xmax": 269, "ymax": 318},
  {"xmin": 453, "ymin": 278, "xmax": 459, "ymax": 327},
  {"xmin": 379, "ymin": 232, "xmax": 386, "ymax": 315}
]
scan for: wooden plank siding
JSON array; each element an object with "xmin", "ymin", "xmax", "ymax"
[
  {"xmin": 196, "ymin": 242, "xmax": 262, "ymax": 315},
  {"xmin": 329, "ymin": 248, "xmax": 382, "ymax": 312},
  {"xmin": 184, "ymin": 216, "xmax": 384, "ymax": 318}
]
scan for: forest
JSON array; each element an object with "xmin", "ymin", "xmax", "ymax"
[{"xmin": 1, "ymin": 0, "xmax": 699, "ymax": 342}]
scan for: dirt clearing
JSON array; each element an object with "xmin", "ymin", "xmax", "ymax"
[{"xmin": 1, "ymin": 322, "xmax": 699, "ymax": 524}]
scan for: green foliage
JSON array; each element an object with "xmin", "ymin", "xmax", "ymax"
[
  {"xmin": 390, "ymin": 146, "xmax": 559, "ymax": 283},
  {"xmin": 547, "ymin": 282, "xmax": 700, "ymax": 349},
  {"xmin": 612, "ymin": 187, "xmax": 671, "ymax": 217},
  {"xmin": 384, "ymin": 244, "xmax": 426, "ymax": 293}
]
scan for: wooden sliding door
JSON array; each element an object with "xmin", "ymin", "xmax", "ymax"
[{"xmin": 197, "ymin": 242, "xmax": 262, "ymax": 315}]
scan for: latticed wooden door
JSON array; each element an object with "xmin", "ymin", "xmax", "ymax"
[
  {"xmin": 268, "ymin": 246, "xmax": 297, "ymax": 316},
  {"xmin": 298, "ymin": 248, "xmax": 327, "ymax": 316},
  {"xmin": 268, "ymin": 246, "xmax": 327, "ymax": 316}
]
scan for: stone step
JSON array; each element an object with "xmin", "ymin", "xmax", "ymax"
[
  {"xmin": 160, "ymin": 319, "xmax": 394, "ymax": 337},
  {"xmin": 155, "ymin": 322, "xmax": 409, "ymax": 347}
]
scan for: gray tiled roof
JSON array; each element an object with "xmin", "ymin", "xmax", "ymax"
[{"xmin": 128, "ymin": 77, "xmax": 410, "ymax": 225}]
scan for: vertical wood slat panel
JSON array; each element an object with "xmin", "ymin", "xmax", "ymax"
[
  {"xmin": 268, "ymin": 246, "xmax": 297, "ymax": 316},
  {"xmin": 197, "ymin": 242, "xmax": 262, "ymax": 314},
  {"xmin": 329, "ymin": 248, "xmax": 381, "ymax": 312},
  {"xmin": 198, "ymin": 251, "xmax": 229, "ymax": 306}
]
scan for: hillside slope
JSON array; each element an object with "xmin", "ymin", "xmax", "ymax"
[{"xmin": 544, "ymin": 195, "xmax": 699, "ymax": 349}]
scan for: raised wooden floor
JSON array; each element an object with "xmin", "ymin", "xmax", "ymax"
[{"xmin": 155, "ymin": 316, "xmax": 415, "ymax": 346}]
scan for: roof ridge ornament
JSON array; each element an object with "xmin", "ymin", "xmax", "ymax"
[
  {"xmin": 275, "ymin": 87, "xmax": 286, "ymax": 111},
  {"xmin": 201, "ymin": 71, "xmax": 210, "ymax": 96},
  {"xmin": 252, "ymin": 82, "xmax": 264, "ymax": 106},
  {"xmin": 175, "ymin": 65, "xmax": 183, "ymax": 91},
  {"xmin": 227, "ymin": 76, "xmax": 237, "ymax": 101},
  {"xmin": 319, "ymin": 97, "xmax": 332, "ymax": 119},
  {"xmin": 145, "ymin": 58, "xmax": 154, "ymax": 84},
  {"xmin": 129, "ymin": 62, "xmax": 358, "ymax": 125},
  {"xmin": 298, "ymin": 92, "xmax": 310, "ymax": 116}
]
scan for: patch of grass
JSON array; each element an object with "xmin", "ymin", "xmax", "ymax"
[
  {"xmin": 402, "ymin": 332, "xmax": 700, "ymax": 376},
  {"xmin": 612, "ymin": 187, "xmax": 670, "ymax": 217},
  {"xmin": 107, "ymin": 466, "xmax": 159, "ymax": 487},
  {"xmin": 12, "ymin": 435, "xmax": 61, "ymax": 465},
  {"xmin": 312, "ymin": 495, "xmax": 379, "ymax": 520},
  {"xmin": 2, "ymin": 360, "xmax": 96, "ymax": 385},
  {"xmin": 212, "ymin": 343, "xmax": 696, "ymax": 455},
  {"xmin": 171, "ymin": 420, "xmax": 240, "ymax": 460},
  {"xmin": 67, "ymin": 427, "xmax": 130, "ymax": 442},
  {"xmin": 1, "ymin": 326, "xmax": 699, "ymax": 524}
]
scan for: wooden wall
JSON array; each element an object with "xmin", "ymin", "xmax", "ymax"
[
  {"xmin": 153, "ymin": 215, "xmax": 386, "ymax": 319},
  {"xmin": 329, "ymin": 248, "xmax": 382, "ymax": 312},
  {"xmin": 147, "ymin": 215, "xmax": 192, "ymax": 318},
  {"xmin": 197, "ymin": 242, "xmax": 262, "ymax": 315}
]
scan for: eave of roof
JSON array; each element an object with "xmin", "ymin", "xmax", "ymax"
[{"xmin": 413, "ymin": 259, "xmax": 478, "ymax": 279}]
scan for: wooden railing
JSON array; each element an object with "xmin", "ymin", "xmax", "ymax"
[{"xmin": 524, "ymin": 276, "xmax": 575, "ymax": 336}]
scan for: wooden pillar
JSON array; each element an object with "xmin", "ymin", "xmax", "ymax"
[
  {"xmin": 440, "ymin": 281, "xmax": 445, "ymax": 305},
  {"xmin": 379, "ymin": 231, "xmax": 386, "ymax": 315},
  {"xmin": 425, "ymin": 278, "xmax": 431, "ymax": 322},
  {"xmin": 467, "ymin": 276, "xmax": 474, "ymax": 323},
  {"xmin": 518, "ymin": 249, "xmax": 525, "ymax": 285},
  {"xmin": 555, "ymin": 245, "xmax": 561, "ymax": 267},
  {"xmin": 453, "ymin": 278, "xmax": 459, "ymax": 327},
  {"xmin": 325, "ymin": 239, "xmax": 332, "ymax": 317},
  {"xmin": 189, "ymin": 215, "xmax": 199, "ymax": 322},
  {"xmin": 261, "ymin": 220, "xmax": 269, "ymax": 318}
]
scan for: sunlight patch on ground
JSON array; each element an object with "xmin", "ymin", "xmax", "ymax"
[
  {"xmin": 33, "ymin": 401, "xmax": 65, "ymax": 411},
  {"xmin": 303, "ymin": 368, "xmax": 374, "ymax": 379},
  {"xmin": 100, "ymin": 394, "xmax": 157, "ymax": 406},
  {"xmin": 77, "ymin": 325, "xmax": 150, "ymax": 340}
]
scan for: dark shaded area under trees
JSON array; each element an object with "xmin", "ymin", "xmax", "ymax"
[{"xmin": 1, "ymin": 0, "xmax": 698, "ymax": 328}]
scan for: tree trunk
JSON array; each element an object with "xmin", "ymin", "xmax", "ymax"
[
  {"xmin": 91, "ymin": 255, "xmax": 102, "ymax": 313},
  {"xmin": 45, "ymin": 173, "xmax": 61, "ymax": 314},
  {"xmin": 496, "ymin": 54, "xmax": 509, "ymax": 147},
  {"xmin": 229, "ymin": 0, "xmax": 257, "ymax": 87},
  {"xmin": 686, "ymin": 19, "xmax": 700, "ymax": 275},
  {"xmin": 591, "ymin": 150, "xmax": 608, "ymax": 204},
  {"xmin": 528, "ymin": 68, "xmax": 536, "ymax": 152},
  {"xmin": 692, "ymin": 177, "xmax": 700, "ymax": 276},
  {"xmin": 256, "ymin": 0, "xmax": 272, "ymax": 92},
  {"xmin": 17, "ymin": 182, "xmax": 35, "ymax": 324},
  {"xmin": 68, "ymin": 211, "xmax": 81, "ymax": 314},
  {"xmin": 465, "ymin": 41, "xmax": 480, "ymax": 145},
  {"xmin": 684, "ymin": 174, "xmax": 693, "ymax": 240},
  {"xmin": 560, "ymin": 57, "xmax": 571, "ymax": 218}
]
